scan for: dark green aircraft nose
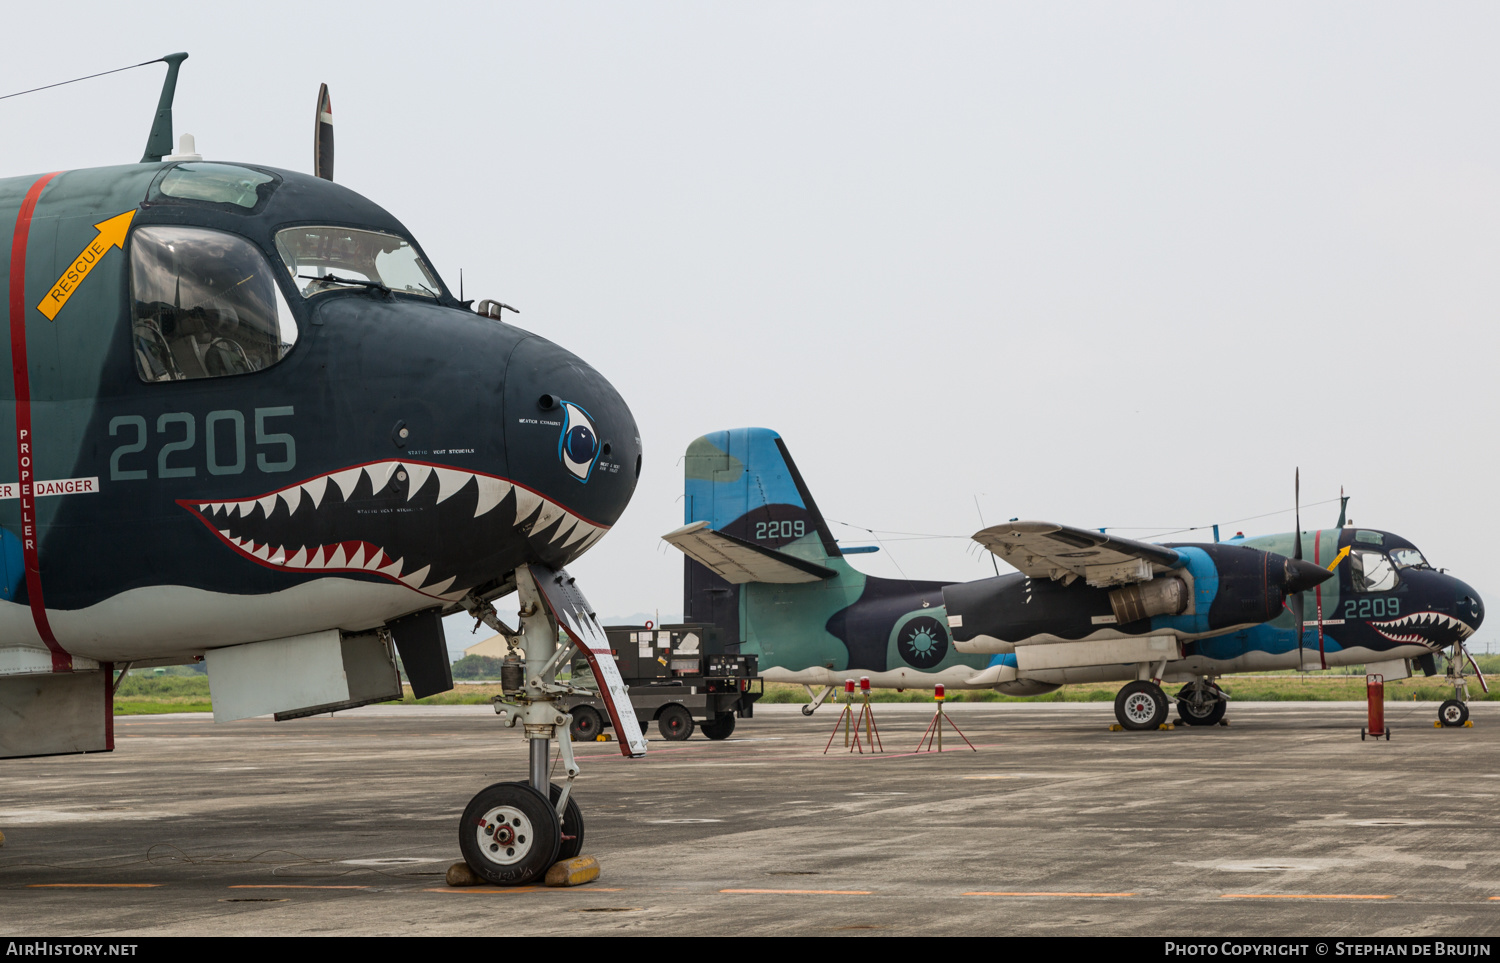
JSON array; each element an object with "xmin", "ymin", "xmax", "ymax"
[{"xmin": 1283, "ymin": 558, "xmax": 1334, "ymax": 595}]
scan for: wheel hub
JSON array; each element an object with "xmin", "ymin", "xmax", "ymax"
[
  {"xmin": 475, "ymin": 806, "xmax": 534, "ymax": 865},
  {"xmin": 1124, "ymin": 694, "xmax": 1157, "ymax": 723}
]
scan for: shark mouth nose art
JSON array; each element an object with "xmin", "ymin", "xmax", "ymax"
[
  {"xmin": 177, "ymin": 460, "xmax": 609, "ymax": 599},
  {"xmin": 1368, "ymin": 611, "xmax": 1474, "ymax": 648}
]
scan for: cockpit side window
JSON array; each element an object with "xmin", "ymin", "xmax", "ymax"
[
  {"xmin": 1350, "ymin": 549, "xmax": 1398, "ymax": 593},
  {"xmin": 130, "ymin": 226, "xmax": 300, "ymax": 383},
  {"xmin": 274, "ymin": 226, "xmax": 443, "ymax": 299}
]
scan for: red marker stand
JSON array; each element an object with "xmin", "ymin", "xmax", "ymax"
[
  {"xmin": 824, "ymin": 678, "xmax": 884, "ymax": 753},
  {"xmin": 1361, "ymin": 673, "xmax": 1391, "ymax": 741},
  {"xmin": 915, "ymin": 684, "xmax": 976, "ymax": 753}
]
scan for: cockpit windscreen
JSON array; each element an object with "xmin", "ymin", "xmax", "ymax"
[
  {"xmin": 275, "ymin": 226, "xmax": 443, "ymax": 299},
  {"xmin": 1390, "ymin": 547, "xmax": 1430, "ymax": 570}
]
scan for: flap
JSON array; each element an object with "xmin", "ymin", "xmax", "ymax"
[
  {"xmin": 973, "ymin": 521, "xmax": 1181, "ymax": 586},
  {"xmin": 662, "ymin": 521, "xmax": 836, "ymax": 584}
]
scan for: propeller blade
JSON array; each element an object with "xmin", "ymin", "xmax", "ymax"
[
  {"xmin": 314, "ymin": 83, "xmax": 334, "ymax": 181},
  {"xmin": 1294, "ymin": 468, "xmax": 1302, "ymax": 561},
  {"xmin": 1293, "ymin": 468, "xmax": 1303, "ymax": 661},
  {"xmin": 1288, "ymin": 589, "xmax": 1305, "ymax": 660}
]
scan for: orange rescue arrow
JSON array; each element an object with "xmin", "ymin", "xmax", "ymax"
[{"xmin": 36, "ymin": 210, "xmax": 136, "ymax": 321}]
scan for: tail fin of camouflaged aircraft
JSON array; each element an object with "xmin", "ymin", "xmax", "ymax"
[
  {"xmin": 666, "ymin": 428, "xmax": 846, "ymax": 648},
  {"xmin": 665, "ymin": 429, "xmax": 966, "ymax": 682},
  {"xmin": 683, "ymin": 428, "xmax": 840, "ymax": 560}
]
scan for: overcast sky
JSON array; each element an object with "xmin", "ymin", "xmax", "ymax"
[{"xmin": 4, "ymin": 3, "xmax": 1497, "ymax": 652}]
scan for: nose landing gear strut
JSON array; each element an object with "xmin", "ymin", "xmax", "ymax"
[
  {"xmin": 1438, "ymin": 642, "xmax": 1487, "ymax": 729},
  {"xmin": 458, "ymin": 564, "xmax": 647, "ymax": 885}
]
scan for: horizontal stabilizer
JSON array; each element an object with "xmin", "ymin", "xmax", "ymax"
[{"xmin": 662, "ymin": 521, "xmax": 836, "ymax": 584}]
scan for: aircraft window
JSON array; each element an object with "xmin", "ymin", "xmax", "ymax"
[
  {"xmin": 1390, "ymin": 547, "xmax": 1430, "ymax": 570},
  {"xmin": 274, "ymin": 227, "xmax": 443, "ymax": 299},
  {"xmin": 156, "ymin": 164, "xmax": 275, "ymax": 209},
  {"xmin": 130, "ymin": 226, "xmax": 300, "ymax": 383},
  {"xmin": 1350, "ymin": 549, "xmax": 1398, "ymax": 593}
]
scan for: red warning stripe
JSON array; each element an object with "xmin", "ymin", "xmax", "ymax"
[{"xmin": 8, "ymin": 170, "xmax": 69, "ymax": 671}]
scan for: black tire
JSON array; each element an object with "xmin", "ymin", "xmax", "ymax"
[
  {"xmin": 569, "ymin": 705, "xmax": 604, "ymax": 742},
  {"xmin": 657, "ymin": 704, "xmax": 695, "ymax": 741},
  {"xmin": 1115, "ymin": 680, "xmax": 1168, "ymax": 731},
  {"xmin": 543, "ymin": 783, "xmax": 585, "ymax": 861},
  {"xmin": 1175, "ymin": 685, "xmax": 1227, "ymax": 727},
  {"xmin": 1439, "ymin": 699, "xmax": 1470, "ymax": 728},
  {"xmin": 800, "ymin": 704, "xmax": 816, "ymax": 716},
  {"xmin": 700, "ymin": 712, "xmax": 737, "ymax": 740},
  {"xmin": 459, "ymin": 782, "xmax": 561, "ymax": 885}
]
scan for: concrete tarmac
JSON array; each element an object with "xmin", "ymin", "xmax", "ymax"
[{"xmin": 1, "ymin": 700, "xmax": 1497, "ymax": 937}]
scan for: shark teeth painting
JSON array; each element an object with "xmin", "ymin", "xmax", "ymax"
[
  {"xmin": 1367, "ymin": 610, "xmax": 1474, "ymax": 649},
  {"xmin": 177, "ymin": 459, "xmax": 610, "ymax": 600}
]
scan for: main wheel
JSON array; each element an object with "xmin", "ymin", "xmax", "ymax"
[
  {"xmin": 1175, "ymin": 684, "xmax": 1227, "ymax": 727},
  {"xmin": 459, "ymin": 782, "xmax": 561, "ymax": 885},
  {"xmin": 569, "ymin": 705, "xmax": 604, "ymax": 741},
  {"xmin": 1439, "ymin": 699, "xmax": 1470, "ymax": 728},
  {"xmin": 700, "ymin": 711, "xmax": 737, "ymax": 740},
  {"xmin": 657, "ymin": 704, "xmax": 695, "ymax": 741},
  {"xmin": 1115, "ymin": 681, "xmax": 1168, "ymax": 731},
  {"xmin": 1177, "ymin": 698, "xmax": 1226, "ymax": 726}
]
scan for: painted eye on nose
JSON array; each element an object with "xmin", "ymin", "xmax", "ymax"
[
  {"xmin": 566, "ymin": 425, "xmax": 596, "ymax": 464},
  {"xmin": 558, "ymin": 402, "xmax": 600, "ymax": 482}
]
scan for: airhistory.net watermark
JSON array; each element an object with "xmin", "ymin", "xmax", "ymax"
[{"xmin": 5, "ymin": 945, "xmax": 137, "ymax": 957}]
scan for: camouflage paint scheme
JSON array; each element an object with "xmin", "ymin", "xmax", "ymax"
[
  {"xmin": 681, "ymin": 428, "xmax": 1484, "ymax": 693},
  {"xmin": 0, "ymin": 162, "xmax": 640, "ymax": 666}
]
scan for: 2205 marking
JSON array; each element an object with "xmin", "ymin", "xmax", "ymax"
[{"xmin": 108, "ymin": 406, "xmax": 295, "ymax": 481}]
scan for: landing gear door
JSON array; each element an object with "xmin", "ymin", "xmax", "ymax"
[{"xmin": 528, "ymin": 563, "xmax": 648, "ymax": 758}]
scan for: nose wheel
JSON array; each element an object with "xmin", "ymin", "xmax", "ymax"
[
  {"xmin": 1439, "ymin": 699, "xmax": 1470, "ymax": 728},
  {"xmin": 455, "ymin": 564, "xmax": 646, "ymax": 886},
  {"xmin": 1437, "ymin": 642, "xmax": 1481, "ymax": 728},
  {"xmin": 460, "ymin": 783, "xmax": 561, "ymax": 884}
]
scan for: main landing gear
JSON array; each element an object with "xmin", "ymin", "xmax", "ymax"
[
  {"xmin": 458, "ymin": 564, "xmax": 646, "ymax": 886},
  {"xmin": 1113, "ymin": 676, "xmax": 1228, "ymax": 730},
  {"xmin": 1175, "ymin": 679, "xmax": 1228, "ymax": 727},
  {"xmin": 1114, "ymin": 680, "xmax": 1169, "ymax": 730}
]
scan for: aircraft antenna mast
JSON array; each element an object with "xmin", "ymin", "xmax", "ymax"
[{"xmin": 140, "ymin": 52, "xmax": 189, "ymax": 163}]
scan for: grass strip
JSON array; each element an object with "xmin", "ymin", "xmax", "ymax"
[{"xmin": 110, "ymin": 659, "xmax": 1500, "ymax": 714}]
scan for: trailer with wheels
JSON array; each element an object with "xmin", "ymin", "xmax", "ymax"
[{"xmin": 557, "ymin": 623, "xmax": 762, "ymax": 742}]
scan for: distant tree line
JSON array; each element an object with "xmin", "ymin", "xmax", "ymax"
[{"xmin": 450, "ymin": 654, "xmax": 506, "ymax": 680}]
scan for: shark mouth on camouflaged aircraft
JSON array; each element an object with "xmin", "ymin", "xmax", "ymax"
[
  {"xmin": 1367, "ymin": 611, "xmax": 1474, "ymax": 649},
  {"xmin": 177, "ymin": 460, "xmax": 609, "ymax": 599}
]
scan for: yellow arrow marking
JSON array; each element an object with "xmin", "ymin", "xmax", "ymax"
[
  {"xmin": 1326, "ymin": 545, "xmax": 1351, "ymax": 571},
  {"xmin": 36, "ymin": 210, "xmax": 136, "ymax": 321}
]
